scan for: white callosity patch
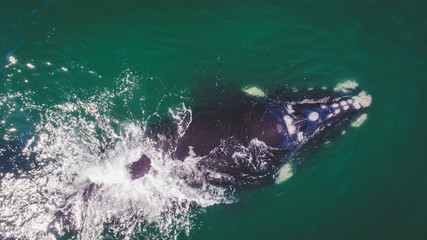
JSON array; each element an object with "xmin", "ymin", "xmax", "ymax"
[
  {"xmin": 297, "ymin": 132, "xmax": 304, "ymax": 142},
  {"xmin": 308, "ymin": 111, "xmax": 319, "ymax": 121},
  {"xmin": 298, "ymin": 97, "xmax": 330, "ymax": 105},
  {"xmin": 351, "ymin": 91, "xmax": 372, "ymax": 108},
  {"xmin": 333, "ymin": 80, "xmax": 372, "ymax": 110},
  {"xmin": 352, "ymin": 101, "xmax": 362, "ymax": 109},
  {"xmin": 283, "ymin": 115, "xmax": 296, "ymax": 134},
  {"xmin": 286, "ymin": 104, "xmax": 295, "ymax": 114}
]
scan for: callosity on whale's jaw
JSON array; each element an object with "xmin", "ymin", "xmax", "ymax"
[
  {"xmin": 273, "ymin": 89, "xmax": 372, "ymax": 149},
  {"xmin": 193, "ymin": 86, "xmax": 372, "ymax": 188}
]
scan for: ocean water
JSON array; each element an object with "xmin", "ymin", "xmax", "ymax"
[{"xmin": 1, "ymin": 0, "xmax": 426, "ymax": 239}]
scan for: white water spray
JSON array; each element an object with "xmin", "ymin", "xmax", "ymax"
[{"xmin": 0, "ymin": 80, "xmax": 232, "ymax": 240}]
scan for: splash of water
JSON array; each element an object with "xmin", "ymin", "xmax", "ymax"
[
  {"xmin": 0, "ymin": 59, "xmax": 234, "ymax": 239},
  {"xmin": 1, "ymin": 96, "xmax": 233, "ymax": 239}
]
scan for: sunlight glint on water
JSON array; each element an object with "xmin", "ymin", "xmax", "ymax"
[{"xmin": 0, "ymin": 64, "xmax": 233, "ymax": 239}]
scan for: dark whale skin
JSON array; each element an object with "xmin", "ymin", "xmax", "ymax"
[
  {"xmin": 130, "ymin": 87, "xmax": 371, "ymax": 188},
  {"xmin": 174, "ymin": 94, "xmax": 287, "ymax": 160}
]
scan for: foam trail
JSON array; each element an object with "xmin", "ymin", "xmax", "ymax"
[
  {"xmin": 0, "ymin": 85, "xmax": 232, "ymax": 239},
  {"xmin": 334, "ymin": 80, "xmax": 359, "ymax": 93},
  {"xmin": 275, "ymin": 163, "xmax": 294, "ymax": 184}
]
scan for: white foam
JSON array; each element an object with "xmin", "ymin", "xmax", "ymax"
[
  {"xmin": 188, "ymin": 146, "xmax": 197, "ymax": 157},
  {"xmin": 0, "ymin": 83, "xmax": 231, "ymax": 239},
  {"xmin": 275, "ymin": 163, "xmax": 293, "ymax": 184},
  {"xmin": 334, "ymin": 80, "xmax": 359, "ymax": 93},
  {"xmin": 351, "ymin": 113, "xmax": 368, "ymax": 127},
  {"xmin": 9, "ymin": 56, "xmax": 17, "ymax": 64},
  {"xmin": 242, "ymin": 86, "xmax": 265, "ymax": 97}
]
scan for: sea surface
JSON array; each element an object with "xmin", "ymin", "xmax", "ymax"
[{"xmin": 1, "ymin": 0, "xmax": 426, "ymax": 239}]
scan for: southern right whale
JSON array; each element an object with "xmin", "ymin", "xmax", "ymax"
[{"xmin": 129, "ymin": 83, "xmax": 372, "ymax": 188}]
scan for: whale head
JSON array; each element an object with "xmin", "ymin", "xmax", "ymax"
[
  {"xmin": 189, "ymin": 83, "xmax": 373, "ymax": 187},
  {"xmin": 137, "ymin": 82, "xmax": 372, "ymax": 187},
  {"xmin": 256, "ymin": 85, "xmax": 372, "ymax": 151}
]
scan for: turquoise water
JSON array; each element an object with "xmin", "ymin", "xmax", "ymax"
[{"xmin": 1, "ymin": 0, "xmax": 426, "ymax": 239}]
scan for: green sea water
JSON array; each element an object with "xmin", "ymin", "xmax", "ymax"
[{"xmin": 1, "ymin": 0, "xmax": 426, "ymax": 239}]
